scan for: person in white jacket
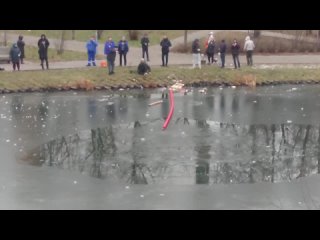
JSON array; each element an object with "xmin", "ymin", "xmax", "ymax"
[{"xmin": 244, "ymin": 36, "xmax": 255, "ymax": 66}]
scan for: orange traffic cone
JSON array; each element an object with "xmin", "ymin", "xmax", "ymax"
[{"xmin": 100, "ymin": 60, "xmax": 107, "ymax": 67}]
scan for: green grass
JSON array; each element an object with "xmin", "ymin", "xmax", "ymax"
[
  {"xmin": 7, "ymin": 30, "xmax": 194, "ymax": 47},
  {"xmin": 1, "ymin": 65, "xmax": 320, "ymax": 92}
]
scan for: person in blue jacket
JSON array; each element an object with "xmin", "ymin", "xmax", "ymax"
[
  {"xmin": 86, "ymin": 36, "xmax": 98, "ymax": 66},
  {"xmin": 118, "ymin": 36, "xmax": 129, "ymax": 66},
  {"xmin": 104, "ymin": 37, "xmax": 116, "ymax": 56},
  {"xmin": 104, "ymin": 37, "xmax": 117, "ymax": 75}
]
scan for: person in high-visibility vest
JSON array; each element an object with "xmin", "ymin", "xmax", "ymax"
[{"xmin": 86, "ymin": 36, "xmax": 98, "ymax": 66}]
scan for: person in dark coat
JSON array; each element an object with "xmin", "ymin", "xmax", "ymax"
[
  {"xmin": 219, "ymin": 39, "xmax": 227, "ymax": 68},
  {"xmin": 38, "ymin": 34, "xmax": 50, "ymax": 70},
  {"xmin": 17, "ymin": 35, "xmax": 25, "ymax": 64},
  {"xmin": 107, "ymin": 47, "xmax": 116, "ymax": 75},
  {"xmin": 192, "ymin": 38, "xmax": 201, "ymax": 69},
  {"xmin": 10, "ymin": 43, "xmax": 21, "ymax": 71},
  {"xmin": 141, "ymin": 33, "xmax": 150, "ymax": 61},
  {"xmin": 206, "ymin": 38, "xmax": 215, "ymax": 64},
  {"xmin": 118, "ymin": 36, "xmax": 129, "ymax": 66},
  {"xmin": 137, "ymin": 58, "xmax": 151, "ymax": 75},
  {"xmin": 231, "ymin": 39, "xmax": 240, "ymax": 69},
  {"xmin": 160, "ymin": 36, "xmax": 172, "ymax": 67}
]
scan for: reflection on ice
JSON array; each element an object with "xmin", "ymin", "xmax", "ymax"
[
  {"xmin": 5, "ymin": 85, "xmax": 320, "ymax": 187},
  {"xmin": 23, "ymin": 121, "xmax": 320, "ymax": 185}
]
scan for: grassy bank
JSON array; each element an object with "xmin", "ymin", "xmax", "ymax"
[{"xmin": 0, "ymin": 66, "xmax": 320, "ymax": 92}]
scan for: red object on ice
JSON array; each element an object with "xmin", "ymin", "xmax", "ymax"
[{"xmin": 162, "ymin": 89, "xmax": 174, "ymax": 130}]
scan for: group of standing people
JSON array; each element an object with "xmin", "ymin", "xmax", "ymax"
[
  {"xmin": 85, "ymin": 35, "xmax": 130, "ymax": 75},
  {"xmin": 90, "ymin": 33, "xmax": 172, "ymax": 75},
  {"xmin": 7, "ymin": 31, "xmax": 255, "ymax": 73},
  {"xmin": 194, "ymin": 32, "xmax": 255, "ymax": 69},
  {"xmin": 9, "ymin": 36, "xmax": 25, "ymax": 71},
  {"xmin": 9, "ymin": 34, "xmax": 50, "ymax": 71}
]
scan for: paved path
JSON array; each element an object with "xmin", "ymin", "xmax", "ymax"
[
  {"xmin": 2, "ymin": 55, "xmax": 320, "ymax": 72},
  {"xmin": 1, "ymin": 30, "xmax": 320, "ymax": 71}
]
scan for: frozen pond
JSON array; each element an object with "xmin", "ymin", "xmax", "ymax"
[{"xmin": 1, "ymin": 84, "xmax": 320, "ymax": 209}]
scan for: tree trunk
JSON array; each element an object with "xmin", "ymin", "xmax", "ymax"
[
  {"xmin": 318, "ymin": 126, "xmax": 320, "ymax": 174},
  {"xmin": 298, "ymin": 125, "xmax": 311, "ymax": 178},
  {"xmin": 97, "ymin": 30, "xmax": 103, "ymax": 40},
  {"xmin": 253, "ymin": 30, "xmax": 261, "ymax": 38},
  {"xmin": 281, "ymin": 124, "xmax": 287, "ymax": 144},
  {"xmin": 57, "ymin": 30, "xmax": 66, "ymax": 55},
  {"xmin": 128, "ymin": 30, "xmax": 139, "ymax": 40},
  {"xmin": 317, "ymin": 30, "xmax": 320, "ymax": 51},
  {"xmin": 3, "ymin": 30, "xmax": 7, "ymax": 46},
  {"xmin": 71, "ymin": 30, "xmax": 75, "ymax": 40},
  {"xmin": 184, "ymin": 30, "xmax": 188, "ymax": 48},
  {"xmin": 271, "ymin": 124, "xmax": 276, "ymax": 183},
  {"xmin": 292, "ymin": 30, "xmax": 304, "ymax": 49},
  {"xmin": 249, "ymin": 125, "xmax": 257, "ymax": 183}
]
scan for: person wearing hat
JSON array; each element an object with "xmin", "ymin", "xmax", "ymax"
[
  {"xmin": 9, "ymin": 43, "xmax": 21, "ymax": 71},
  {"xmin": 137, "ymin": 58, "xmax": 151, "ymax": 75}
]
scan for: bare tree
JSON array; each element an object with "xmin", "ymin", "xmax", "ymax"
[
  {"xmin": 318, "ymin": 126, "xmax": 320, "ymax": 174},
  {"xmin": 184, "ymin": 30, "xmax": 188, "ymax": 48},
  {"xmin": 3, "ymin": 30, "xmax": 7, "ymax": 46},
  {"xmin": 97, "ymin": 30, "xmax": 104, "ymax": 40},
  {"xmin": 71, "ymin": 30, "xmax": 75, "ymax": 40},
  {"xmin": 297, "ymin": 125, "xmax": 311, "ymax": 178},
  {"xmin": 128, "ymin": 30, "xmax": 139, "ymax": 40},
  {"xmin": 271, "ymin": 124, "xmax": 276, "ymax": 183},
  {"xmin": 317, "ymin": 30, "xmax": 320, "ymax": 50},
  {"xmin": 57, "ymin": 30, "xmax": 66, "ymax": 55},
  {"xmin": 292, "ymin": 30, "xmax": 305, "ymax": 49},
  {"xmin": 306, "ymin": 30, "xmax": 312, "ymax": 36},
  {"xmin": 253, "ymin": 30, "xmax": 261, "ymax": 38}
]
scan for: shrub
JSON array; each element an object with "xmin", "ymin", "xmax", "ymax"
[
  {"xmin": 128, "ymin": 30, "xmax": 140, "ymax": 40},
  {"xmin": 172, "ymin": 31, "xmax": 320, "ymax": 54}
]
